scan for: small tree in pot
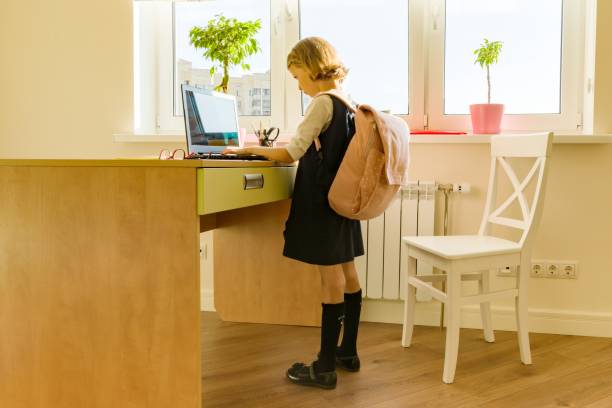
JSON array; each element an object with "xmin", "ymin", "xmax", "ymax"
[
  {"xmin": 189, "ymin": 15, "xmax": 261, "ymax": 93},
  {"xmin": 470, "ymin": 38, "xmax": 504, "ymax": 134}
]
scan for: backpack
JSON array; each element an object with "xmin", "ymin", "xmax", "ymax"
[{"xmin": 314, "ymin": 92, "xmax": 411, "ymax": 220}]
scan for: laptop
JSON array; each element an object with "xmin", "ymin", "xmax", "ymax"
[{"xmin": 181, "ymin": 84, "xmax": 267, "ymax": 160}]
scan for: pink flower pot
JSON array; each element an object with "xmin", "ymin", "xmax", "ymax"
[{"xmin": 470, "ymin": 104, "xmax": 504, "ymax": 134}]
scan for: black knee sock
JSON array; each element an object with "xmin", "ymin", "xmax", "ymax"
[
  {"xmin": 338, "ymin": 289, "xmax": 362, "ymax": 357},
  {"xmin": 314, "ymin": 302, "xmax": 345, "ymax": 373}
]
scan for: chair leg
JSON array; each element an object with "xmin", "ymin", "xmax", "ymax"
[
  {"xmin": 516, "ymin": 260, "xmax": 532, "ymax": 365},
  {"xmin": 479, "ymin": 270, "xmax": 495, "ymax": 343},
  {"xmin": 402, "ymin": 256, "xmax": 417, "ymax": 347},
  {"xmin": 442, "ymin": 271, "xmax": 461, "ymax": 384}
]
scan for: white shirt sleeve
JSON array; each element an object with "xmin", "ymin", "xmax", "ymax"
[{"xmin": 285, "ymin": 95, "xmax": 333, "ymax": 161}]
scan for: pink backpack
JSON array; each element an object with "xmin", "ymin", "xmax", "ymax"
[{"xmin": 314, "ymin": 92, "xmax": 411, "ymax": 220}]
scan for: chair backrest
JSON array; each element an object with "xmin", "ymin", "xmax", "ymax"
[{"xmin": 478, "ymin": 132, "xmax": 553, "ymax": 248}]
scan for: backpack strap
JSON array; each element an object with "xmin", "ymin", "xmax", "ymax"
[
  {"xmin": 312, "ymin": 91, "xmax": 357, "ymax": 152},
  {"xmin": 316, "ymin": 91, "xmax": 357, "ymax": 113}
]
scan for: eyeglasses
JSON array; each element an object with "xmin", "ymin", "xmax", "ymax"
[{"xmin": 159, "ymin": 148, "xmax": 186, "ymax": 160}]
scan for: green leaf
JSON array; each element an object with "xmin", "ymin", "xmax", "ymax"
[
  {"xmin": 472, "ymin": 38, "xmax": 503, "ymax": 101},
  {"xmin": 473, "ymin": 38, "xmax": 503, "ymax": 68},
  {"xmin": 188, "ymin": 14, "xmax": 262, "ymax": 92}
]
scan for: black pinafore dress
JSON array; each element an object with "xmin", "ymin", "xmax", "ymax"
[{"xmin": 283, "ymin": 95, "xmax": 364, "ymax": 265}]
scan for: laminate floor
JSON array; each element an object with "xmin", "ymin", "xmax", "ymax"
[{"xmin": 201, "ymin": 312, "xmax": 612, "ymax": 408}]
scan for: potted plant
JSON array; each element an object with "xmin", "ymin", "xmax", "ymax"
[
  {"xmin": 189, "ymin": 15, "xmax": 261, "ymax": 93},
  {"xmin": 471, "ymin": 38, "xmax": 504, "ymax": 134}
]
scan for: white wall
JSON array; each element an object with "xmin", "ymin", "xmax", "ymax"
[{"xmin": 0, "ymin": 0, "xmax": 184, "ymax": 158}]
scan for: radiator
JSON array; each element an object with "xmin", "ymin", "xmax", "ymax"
[{"xmin": 355, "ymin": 181, "xmax": 436, "ymax": 301}]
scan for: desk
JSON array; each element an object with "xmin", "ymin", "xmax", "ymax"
[{"xmin": 0, "ymin": 159, "xmax": 320, "ymax": 408}]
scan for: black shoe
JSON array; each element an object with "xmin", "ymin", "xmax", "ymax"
[
  {"xmin": 317, "ymin": 352, "xmax": 361, "ymax": 372},
  {"xmin": 335, "ymin": 354, "xmax": 360, "ymax": 372},
  {"xmin": 286, "ymin": 362, "xmax": 337, "ymax": 390}
]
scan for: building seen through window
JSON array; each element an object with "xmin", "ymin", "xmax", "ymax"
[{"xmin": 176, "ymin": 59, "xmax": 270, "ymax": 116}]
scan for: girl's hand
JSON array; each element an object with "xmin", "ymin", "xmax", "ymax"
[
  {"xmin": 222, "ymin": 147, "xmax": 250, "ymax": 155},
  {"xmin": 221, "ymin": 146, "xmax": 294, "ymax": 163}
]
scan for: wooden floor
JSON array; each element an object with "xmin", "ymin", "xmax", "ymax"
[{"xmin": 201, "ymin": 312, "xmax": 612, "ymax": 408}]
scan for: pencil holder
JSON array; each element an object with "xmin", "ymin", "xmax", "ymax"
[{"xmin": 255, "ymin": 127, "xmax": 280, "ymax": 147}]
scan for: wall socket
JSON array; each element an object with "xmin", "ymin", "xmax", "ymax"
[
  {"xmin": 545, "ymin": 263, "xmax": 559, "ymax": 278},
  {"xmin": 531, "ymin": 262, "xmax": 545, "ymax": 277},
  {"xmin": 497, "ymin": 261, "xmax": 579, "ymax": 279},
  {"xmin": 452, "ymin": 183, "xmax": 471, "ymax": 193},
  {"xmin": 531, "ymin": 260, "xmax": 578, "ymax": 279},
  {"xmin": 559, "ymin": 263, "xmax": 578, "ymax": 279},
  {"xmin": 497, "ymin": 265, "xmax": 518, "ymax": 277}
]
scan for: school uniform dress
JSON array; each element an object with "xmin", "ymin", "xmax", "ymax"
[{"xmin": 283, "ymin": 89, "xmax": 364, "ymax": 266}]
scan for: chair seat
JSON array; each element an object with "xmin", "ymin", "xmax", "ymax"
[{"xmin": 402, "ymin": 235, "xmax": 521, "ymax": 260}]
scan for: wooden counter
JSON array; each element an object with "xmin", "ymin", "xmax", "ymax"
[
  {"xmin": 0, "ymin": 158, "xmax": 288, "ymax": 167},
  {"xmin": 0, "ymin": 159, "xmax": 320, "ymax": 408}
]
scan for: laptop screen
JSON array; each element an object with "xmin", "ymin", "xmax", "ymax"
[{"xmin": 181, "ymin": 85, "xmax": 240, "ymax": 153}]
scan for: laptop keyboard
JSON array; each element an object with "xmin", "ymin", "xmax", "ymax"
[{"xmin": 187, "ymin": 152, "xmax": 269, "ymax": 161}]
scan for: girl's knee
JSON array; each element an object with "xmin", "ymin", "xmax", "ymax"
[
  {"xmin": 319, "ymin": 265, "xmax": 345, "ymax": 289},
  {"xmin": 345, "ymin": 274, "xmax": 359, "ymax": 287},
  {"xmin": 322, "ymin": 274, "xmax": 345, "ymax": 291}
]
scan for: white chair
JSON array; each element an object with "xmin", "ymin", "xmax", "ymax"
[{"xmin": 401, "ymin": 132, "xmax": 553, "ymax": 384}]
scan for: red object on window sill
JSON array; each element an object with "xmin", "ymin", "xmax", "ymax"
[{"xmin": 410, "ymin": 130, "xmax": 467, "ymax": 135}]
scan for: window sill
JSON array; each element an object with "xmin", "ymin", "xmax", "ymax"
[{"xmin": 114, "ymin": 131, "xmax": 612, "ymax": 144}]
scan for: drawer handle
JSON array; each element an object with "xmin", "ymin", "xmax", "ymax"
[{"xmin": 243, "ymin": 173, "xmax": 264, "ymax": 190}]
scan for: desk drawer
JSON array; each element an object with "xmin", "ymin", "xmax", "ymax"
[{"xmin": 197, "ymin": 166, "xmax": 296, "ymax": 215}]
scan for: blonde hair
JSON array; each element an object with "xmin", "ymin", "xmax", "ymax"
[{"xmin": 286, "ymin": 37, "xmax": 348, "ymax": 81}]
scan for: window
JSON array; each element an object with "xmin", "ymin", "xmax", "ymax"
[
  {"xmin": 133, "ymin": 0, "xmax": 588, "ymax": 136},
  {"xmin": 428, "ymin": 0, "xmax": 585, "ymax": 131},
  {"xmin": 134, "ymin": 0, "xmax": 281, "ymax": 133},
  {"xmin": 175, "ymin": 0, "xmax": 272, "ymax": 115},
  {"xmin": 298, "ymin": 0, "xmax": 409, "ymax": 115},
  {"xmin": 445, "ymin": 0, "xmax": 563, "ymax": 114}
]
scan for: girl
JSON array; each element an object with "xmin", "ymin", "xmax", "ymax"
[{"xmin": 224, "ymin": 37, "xmax": 363, "ymax": 390}]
